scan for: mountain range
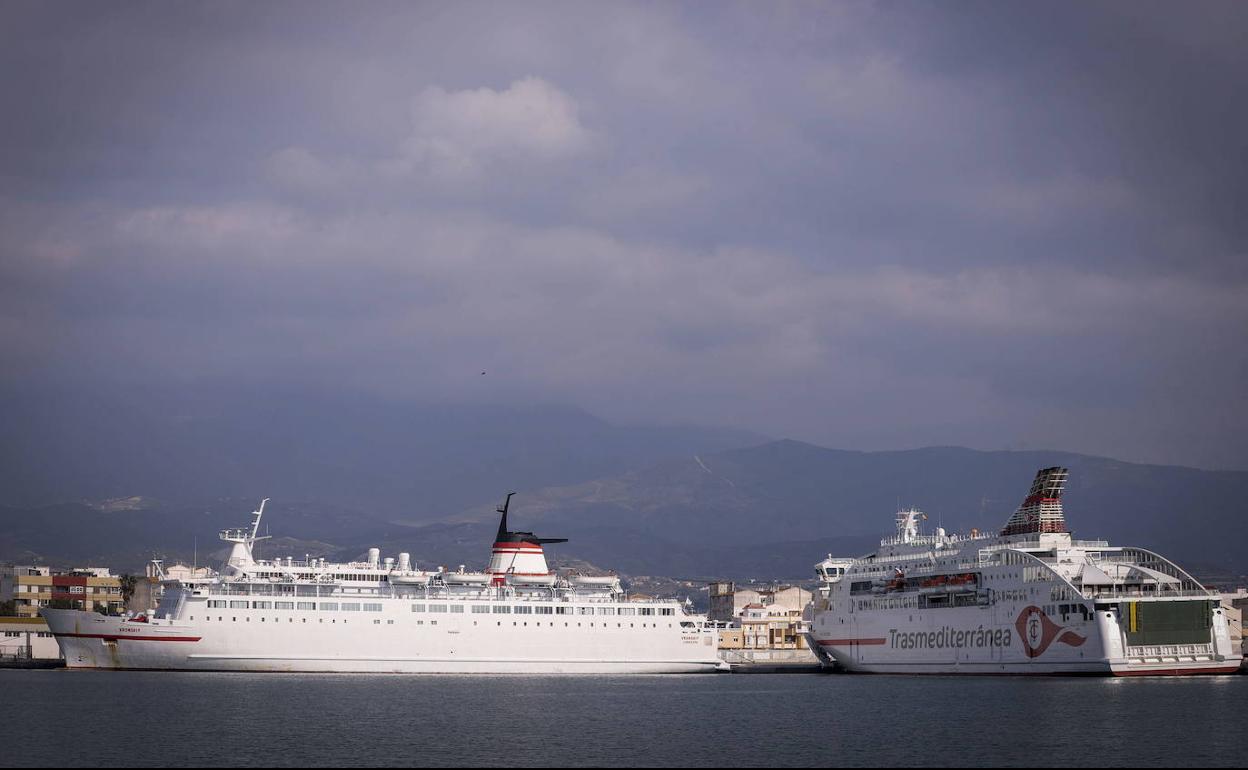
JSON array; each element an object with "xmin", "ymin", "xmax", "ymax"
[{"xmin": 2, "ymin": 388, "xmax": 1246, "ymax": 581}]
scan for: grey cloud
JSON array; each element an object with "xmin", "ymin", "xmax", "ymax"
[{"xmin": 1, "ymin": 0, "xmax": 1246, "ymax": 470}]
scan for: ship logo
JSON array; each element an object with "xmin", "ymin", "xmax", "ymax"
[{"xmin": 1015, "ymin": 605, "xmax": 1087, "ymax": 658}]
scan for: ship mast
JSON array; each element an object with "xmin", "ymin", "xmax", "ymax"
[{"xmin": 219, "ymin": 498, "xmax": 272, "ymax": 574}]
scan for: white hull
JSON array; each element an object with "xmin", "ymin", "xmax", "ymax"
[
  {"xmin": 810, "ymin": 587, "xmax": 1240, "ymax": 677},
  {"xmin": 807, "ymin": 467, "xmax": 1243, "ymax": 678},
  {"xmin": 44, "ymin": 609, "xmax": 724, "ymax": 674},
  {"xmin": 44, "ymin": 495, "xmax": 725, "ymax": 675}
]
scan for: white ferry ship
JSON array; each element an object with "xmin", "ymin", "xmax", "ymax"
[
  {"xmin": 42, "ymin": 494, "xmax": 723, "ymax": 673},
  {"xmin": 808, "ymin": 467, "xmax": 1241, "ymax": 676}
]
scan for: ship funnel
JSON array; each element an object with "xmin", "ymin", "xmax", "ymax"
[
  {"xmin": 488, "ymin": 492, "xmax": 568, "ymax": 580},
  {"xmin": 398, "ymin": 553, "xmax": 411, "ymax": 572},
  {"xmin": 1000, "ymin": 467, "xmax": 1069, "ymax": 536},
  {"xmin": 367, "ymin": 548, "xmax": 380, "ymax": 568}
]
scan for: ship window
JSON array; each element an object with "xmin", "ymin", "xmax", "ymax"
[
  {"xmin": 471, "ymin": 605, "xmax": 489, "ymax": 614},
  {"xmin": 449, "ymin": 605, "xmax": 464, "ymax": 613},
  {"xmin": 492, "ymin": 605, "xmax": 511, "ymax": 614},
  {"xmin": 320, "ymin": 602, "xmax": 339, "ymax": 612},
  {"xmin": 341, "ymin": 603, "xmax": 361, "ymax": 612},
  {"xmin": 597, "ymin": 607, "xmax": 615, "ymax": 616},
  {"xmin": 577, "ymin": 607, "xmax": 594, "ymax": 615},
  {"xmin": 618, "ymin": 608, "xmax": 635, "ymax": 616},
  {"xmin": 253, "ymin": 601, "xmax": 272, "ymax": 610},
  {"xmin": 229, "ymin": 601, "xmax": 248, "ymax": 609},
  {"xmin": 297, "ymin": 602, "xmax": 315, "ymax": 611},
  {"xmin": 275, "ymin": 602, "xmax": 295, "ymax": 610},
  {"xmin": 639, "ymin": 608, "xmax": 654, "ymax": 616},
  {"xmin": 556, "ymin": 607, "xmax": 572, "ymax": 615},
  {"xmin": 411, "ymin": 604, "xmax": 426, "ymax": 613},
  {"xmin": 536, "ymin": 606, "xmax": 553, "ymax": 615},
  {"xmin": 660, "ymin": 608, "xmax": 674, "ymax": 616},
  {"xmin": 208, "ymin": 600, "xmax": 226, "ymax": 608},
  {"xmin": 363, "ymin": 603, "xmax": 382, "ymax": 612},
  {"xmin": 514, "ymin": 606, "xmax": 532, "ymax": 614},
  {"xmin": 428, "ymin": 604, "xmax": 447, "ymax": 613}
]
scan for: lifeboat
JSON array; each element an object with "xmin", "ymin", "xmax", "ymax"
[
  {"xmin": 389, "ymin": 573, "xmax": 431, "ymax": 586},
  {"xmin": 508, "ymin": 573, "xmax": 557, "ymax": 586},
  {"xmin": 440, "ymin": 572, "xmax": 491, "ymax": 585},
  {"xmin": 568, "ymin": 575, "xmax": 618, "ymax": 587},
  {"xmin": 881, "ymin": 568, "xmax": 907, "ymax": 592}
]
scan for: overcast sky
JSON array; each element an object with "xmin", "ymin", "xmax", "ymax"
[{"xmin": 2, "ymin": 1, "xmax": 1246, "ymax": 469}]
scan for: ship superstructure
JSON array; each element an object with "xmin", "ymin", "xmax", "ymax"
[
  {"xmin": 808, "ymin": 468, "xmax": 1241, "ymax": 675},
  {"xmin": 43, "ymin": 495, "xmax": 722, "ymax": 673}
]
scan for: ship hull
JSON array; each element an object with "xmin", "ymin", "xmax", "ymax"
[
  {"xmin": 42, "ymin": 609, "xmax": 724, "ymax": 674},
  {"xmin": 809, "ymin": 603, "xmax": 1241, "ymax": 677}
]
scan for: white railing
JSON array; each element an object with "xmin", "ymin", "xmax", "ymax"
[
  {"xmin": 1126, "ymin": 643, "xmax": 1213, "ymax": 658},
  {"xmin": 1081, "ymin": 589, "xmax": 1216, "ymax": 600}
]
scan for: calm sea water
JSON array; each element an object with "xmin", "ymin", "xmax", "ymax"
[{"xmin": 2, "ymin": 670, "xmax": 1246, "ymax": 767}]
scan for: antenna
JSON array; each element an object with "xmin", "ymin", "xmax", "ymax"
[
  {"xmin": 496, "ymin": 492, "xmax": 516, "ymax": 514},
  {"xmin": 495, "ymin": 492, "xmax": 516, "ymax": 542},
  {"xmin": 251, "ymin": 498, "xmax": 270, "ymax": 541}
]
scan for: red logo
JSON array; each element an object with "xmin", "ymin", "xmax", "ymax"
[{"xmin": 1015, "ymin": 605, "xmax": 1086, "ymax": 658}]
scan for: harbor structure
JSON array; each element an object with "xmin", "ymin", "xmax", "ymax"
[
  {"xmin": 1220, "ymin": 588, "xmax": 1246, "ymax": 659},
  {"xmin": 0, "ymin": 616, "xmax": 62, "ymax": 667},
  {"xmin": 1, "ymin": 565, "xmax": 123, "ymax": 618},
  {"xmin": 708, "ymin": 581, "xmax": 818, "ymax": 671}
]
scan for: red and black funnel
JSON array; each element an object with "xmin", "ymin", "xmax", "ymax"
[{"xmin": 494, "ymin": 492, "xmax": 568, "ymax": 547}]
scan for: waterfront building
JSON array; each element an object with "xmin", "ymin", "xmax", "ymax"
[
  {"xmin": 133, "ymin": 563, "xmax": 218, "ymax": 611},
  {"xmin": 1, "ymin": 565, "xmax": 124, "ymax": 617},
  {"xmin": 0, "ymin": 616, "xmax": 61, "ymax": 661},
  {"xmin": 708, "ymin": 582, "xmax": 814, "ymax": 650},
  {"xmin": 1221, "ymin": 589, "xmax": 1246, "ymax": 656}
]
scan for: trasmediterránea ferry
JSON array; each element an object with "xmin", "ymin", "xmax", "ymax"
[
  {"xmin": 42, "ymin": 494, "xmax": 722, "ymax": 673},
  {"xmin": 808, "ymin": 467, "xmax": 1240, "ymax": 676}
]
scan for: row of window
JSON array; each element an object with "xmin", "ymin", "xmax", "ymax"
[
  {"xmin": 203, "ymin": 599, "xmax": 678, "ymax": 617},
  {"xmin": 11, "ymin": 585, "xmax": 120, "ymax": 594},
  {"xmin": 248, "ymin": 572, "xmax": 385, "ymax": 582},
  {"xmin": 415, "ymin": 604, "xmax": 674, "ymax": 616},
  {"xmin": 205, "ymin": 600, "xmax": 384, "ymax": 612},
  {"xmin": 189, "ymin": 616, "xmax": 675, "ymax": 631}
]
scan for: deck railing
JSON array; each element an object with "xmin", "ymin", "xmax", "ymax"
[{"xmin": 1126, "ymin": 643, "xmax": 1214, "ymax": 658}]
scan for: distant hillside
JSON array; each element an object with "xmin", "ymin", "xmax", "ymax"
[
  {"xmin": 455, "ymin": 440, "xmax": 1248, "ymax": 577},
  {"xmin": 0, "ymin": 498, "xmax": 401, "ymax": 570},
  {"xmin": 3, "ymin": 432, "xmax": 1246, "ymax": 580},
  {"xmin": 0, "ymin": 385, "xmax": 763, "ymax": 518}
]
